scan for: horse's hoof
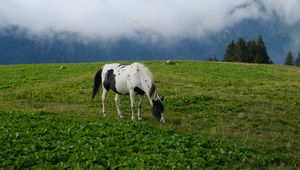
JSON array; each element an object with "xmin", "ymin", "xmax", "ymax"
[
  {"xmin": 138, "ymin": 116, "xmax": 142, "ymax": 121},
  {"xmin": 131, "ymin": 116, "xmax": 136, "ymax": 121},
  {"xmin": 103, "ymin": 113, "xmax": 107, "ymax": 117},
  {"xmin": 160, "ymin": 117, "xmax": 165, "ymax": 123},
  {"xmin": 119, "ymin": 115, "xmax": 124, "ymax": 119}
]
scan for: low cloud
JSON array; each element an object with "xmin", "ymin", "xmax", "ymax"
[{"xmin": 0, "ymin": 0, "xmax": 299, "ymax": 41}]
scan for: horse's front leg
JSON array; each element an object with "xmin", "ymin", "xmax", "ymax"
[
  {"xmin": 137, "ymin": 95, "xmax": 143, "ymax": 121},
  {"xmin": 114, "ymin": 94, "xmax": 124, "ymax": 119},
  {"xmin": 129, "ymin": 90, "xmax": 136, "ymax": 121}
]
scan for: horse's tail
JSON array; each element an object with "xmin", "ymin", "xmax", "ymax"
[{"xmin": 92, "ymin": 69, "xmax": 102, "ymax": 100}]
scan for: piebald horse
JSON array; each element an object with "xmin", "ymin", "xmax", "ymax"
[{"xmin": 92, "ymin": 62, "xmax": 165, "ymax": 123}]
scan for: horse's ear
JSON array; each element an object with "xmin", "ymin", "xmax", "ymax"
[{"xmin": 161, "ymin": 96, "xmax": 164, "ymax": 101}]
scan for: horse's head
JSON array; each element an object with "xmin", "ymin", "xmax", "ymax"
[{"xmin": 151, "ymin": 97, "xmax": 165, "ymax": 123}]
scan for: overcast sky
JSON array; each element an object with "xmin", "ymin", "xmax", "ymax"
[{"xmin": 0, "ymin": 0, "xmax": 300, "ymax": 41}]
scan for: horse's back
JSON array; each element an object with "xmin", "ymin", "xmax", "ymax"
[
  {"xmin": 102, "ymin": 63, "xmax": 121, "ymax": 72},
  {"xmin": 101, "ymin": 62, "xmax": 153, "ymax": 95}
]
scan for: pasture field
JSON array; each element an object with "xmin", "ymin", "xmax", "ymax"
[{"xmin": 0, "ymin": 60, "xmax": 299, "ymax": 169}]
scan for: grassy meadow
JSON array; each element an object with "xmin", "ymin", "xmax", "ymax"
[{"xmin": 0, "ymin": 60, "xmax": 299, "ymax": 169}]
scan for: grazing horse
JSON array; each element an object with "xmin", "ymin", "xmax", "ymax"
[{"xmin": 92, "ymin": 62, "xmax": 165, "ymax": 123}]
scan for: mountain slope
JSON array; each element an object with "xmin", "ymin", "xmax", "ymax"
[{"xmin": 0, "ymin": 18, "xmax": 297, "ymax": 64}]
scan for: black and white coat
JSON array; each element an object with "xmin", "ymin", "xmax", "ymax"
[{"xmin": 92, "ymin": 62, "xmax": 165, "ymax": 123}]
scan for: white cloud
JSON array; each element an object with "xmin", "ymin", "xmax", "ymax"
[
  {"xmin": 0, "ymin": 0, "xmax": 299, "ymax": 40},
  {"xmin": 261, "ymin": 0, "xmax": 300, "ymax": 25}
]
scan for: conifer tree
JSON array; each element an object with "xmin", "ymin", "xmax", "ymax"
[
  {"xmin": 255, "ymin": 36, "xmax": 272, "ymax": 64},
  {"xmin": 295, "ymin": 51, "xmax": 300, "ymax": 67},
  {"xmin": 224, "ymin": 40, "xmax": 236, "ymax": 62},
  {"xmin": 223, "ymin": 36, "xmax": 272, "ymax": 64},
  {"xmin": 246, "ymin": 40, "xmax": 256, "ymax": 63},
  {"xmin": 284, "ymin": 50, "xmax": 294, "ymax": 66},
  {"xmin": 237, "ymin": 38, "xmax": 248, "ymax": 62}
]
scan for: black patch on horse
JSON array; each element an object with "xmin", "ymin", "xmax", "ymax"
[
  {"xmin": 149, "ymin": 84, "xmax": 156, "ymax": 98},
  {"xmin": 134, "ymin": 87, "xmax": 145, "ymax": 95},
  {"xmin": 103, "ymin": 69, "xmax": 121, "ymax": 94}
]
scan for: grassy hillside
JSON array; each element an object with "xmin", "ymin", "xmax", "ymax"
[{"xmin": 0, "ymin": 61, "xmax": 299, "ymax": 168}]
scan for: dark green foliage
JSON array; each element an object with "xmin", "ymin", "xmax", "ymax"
[
  {"xmin": 295, "ymin": 51, "xmax": 300, "ymax": 67},
  {"xmin": 224, "ymin": 36, "xmax": 272, "ymax": 64},
  {"xmin": 255, "ymin": 36, "xmax": 272, "ymax": 64},
  {"xmin": 246, "ymin": 40, "xmax": 257, "ymax": 63},
  {"xmin": 237, "ymin": 38, "xmax": 248, "ymax": 62},
  {"xmin": 284, "ymin": 51, "xmax": 294, "ymax": 66},
  {"xmin": 224, "ymin": 40, "xmax": 236, "ymax": 62}
]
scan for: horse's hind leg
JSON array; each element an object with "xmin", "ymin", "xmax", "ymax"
[
  {"xmin": 114, "ymin": 94, "xmax": 124, "ymax": 119},
  {"xmin": 102, "ymin": 88, "xmax": 108, "ymax": 117},
  {"xmin": 129, "ymin": 90, "xmax": 136, "ymax": 121},
  {"xmin": 137, "ymin": 95, "xmax": 143, "ymax": 121}
]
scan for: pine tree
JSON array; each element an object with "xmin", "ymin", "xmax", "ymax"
[
  {"xmin": 295, "ymin": 51, "xmax": 300, "ymax": 67},
  {"xmin": 237, "ymin": 38, "xmax": 248, "ymax": 62},
  {"xmin": 284, "ymin": 50, "xmax": 294, "ymax": 66},
  {"xmin": 224, "ymin": 36, "xmax": 273, "ymax": 64},
  {"xmin": 255, "ymin": 36, "xmax": 272, "ymax": 64},
  {"xmin": 224, "ymin": 40, "xmax": 236, "ymax": 62},
  {"xmin": 246, "ymin": 40, "xmax": 256, "ymax": 63}
]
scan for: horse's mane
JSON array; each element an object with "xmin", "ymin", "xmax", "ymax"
[{"xmin": 134, "ymin": 62, "xmax": 153, "ymax": 81}]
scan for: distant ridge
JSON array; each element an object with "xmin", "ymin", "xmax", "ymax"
[{"xmin": 0, "ymin": 19, "xmax": 296, "ymax": 64}]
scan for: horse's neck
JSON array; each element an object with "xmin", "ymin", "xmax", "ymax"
[
  {"xmin": 132, "ymin": 63, "xmax": 158, "ymax": 105},
  {"xmin": 138, "ymin": 67, "xmax": 157, "ymax": 105}
]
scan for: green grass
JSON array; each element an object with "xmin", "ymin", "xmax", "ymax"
[
  {"xmin": 0, "ymin": 111, "xmax": 280, "ymax": 169},
  {"xmin": 0, "ymin": 60, "xmax": 300, "ymax": 169}
]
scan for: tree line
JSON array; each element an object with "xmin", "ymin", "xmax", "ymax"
[
  {"xmin": 284, "ymin": 50, "xmax": 300, "ymax": 66},
  {"xmin": 223, "ymin": 36, "xmax": 273, "ymax": 64}
]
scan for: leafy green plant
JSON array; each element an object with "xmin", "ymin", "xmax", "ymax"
[{"xmin": 0, "ymin": 111, "xmax": 290, "ymax": 169}]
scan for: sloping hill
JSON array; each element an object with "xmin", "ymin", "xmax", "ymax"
[{"xmin": 0, "ymin": 61, "xmax": 299, "ymax": 168}]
